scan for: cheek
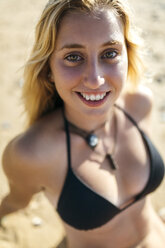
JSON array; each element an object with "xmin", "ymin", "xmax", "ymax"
[
  {"xmin": 52, "ymin": 61, "xmax": 82, "ymax": 87},
  {"xmin": 119, "ymin": 60, "xmax": 128, "ymax": 82},
  {"xmin": 121, "ymin": 50, "xmax": 128, "ymax": 80},
  {"xmin": 116, "ymin": 55, "xmax": 128, "ymax": 85},
  {"xmin": 106, "ymin": 61, "xmax": 128, "ymax": 87}
]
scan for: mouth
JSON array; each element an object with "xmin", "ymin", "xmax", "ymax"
[{"xmin": 76, "ymin": 91, "xmax": 110, "ymax": 106}]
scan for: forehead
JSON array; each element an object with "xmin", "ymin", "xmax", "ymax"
[{"xmin": 55, "ymin": 9, "xmax": 125, "ymax": 48}]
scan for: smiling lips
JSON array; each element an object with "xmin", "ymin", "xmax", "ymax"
[
  {"xmin": 80, "ymin": 92, "xmax": 106, "ymax": 101},
  {"xmin": 77, "ymin": 91, "xmax": 110, "ymax": 106}
]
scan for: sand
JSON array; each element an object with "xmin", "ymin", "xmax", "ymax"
[{"xmin": 0, "ymin": 0, "xmax": 164, "ymax": 247}]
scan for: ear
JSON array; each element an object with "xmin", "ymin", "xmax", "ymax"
[{"xmin": 48, "ymin": 72, "xmax": 54, "ymax": 82}]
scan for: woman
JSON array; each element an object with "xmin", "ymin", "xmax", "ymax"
[{"xmin": 0, "ymin": 0, "xmax": 164, "ymax": 247}]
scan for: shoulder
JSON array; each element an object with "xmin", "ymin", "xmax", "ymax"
[
  {"xmin": 118, "ymin": 85, "xmax": 153, "ymax": 133},
  {"xmin": 123, "ymin": 84, "xmax": 153, "ymax": 122},
  {"xmin": 2, "ymin": 108, "xmax": 66, "ymax": 188},
  {"xmin": 2, "ymin": 134, "xmax": 42, "ymax": 194}
]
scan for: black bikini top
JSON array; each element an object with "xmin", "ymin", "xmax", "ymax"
[{"xmin": 57, "ymin": 105, "xmax": 165, "ymax": 230}]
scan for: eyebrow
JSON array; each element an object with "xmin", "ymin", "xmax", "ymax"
[
  {"xmin": 58, "ymin": 44, "xmax": 84, "ymax": 51},
  {"xmin": 58, "ymin": 40, "xmax": 121, "ymax": 51},
  {"xmin": 101, "ymin": 40, "xmax": 121, "ymax": 47}
]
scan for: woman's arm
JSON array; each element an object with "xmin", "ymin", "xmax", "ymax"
[{"xmin": 0, "ymin": 137, "xmax": 42, "ymax": 222}]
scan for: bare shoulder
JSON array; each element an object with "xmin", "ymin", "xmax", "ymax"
[
  {"xmin": 123, "ymin": 84, "xmax": 153, "ymax": 124},
  {"xmin": 2, "ymin": 108, "xmax": 66, "ymax": 191}
]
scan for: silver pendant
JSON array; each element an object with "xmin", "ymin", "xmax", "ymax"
[{"xmin": 86, "ymin": 134, "xmax": 99, "ymax": 148}]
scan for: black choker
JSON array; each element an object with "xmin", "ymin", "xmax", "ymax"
[
  {"xmin": 64, "ymin": 114, "xmax": 118, "ymax": 170},
  {"xmin": 67, "ymin": 121, "xmax": 105, "ymax": 149}
]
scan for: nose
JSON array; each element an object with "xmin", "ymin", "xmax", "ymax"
[{"xmin": 83, "ymin": 61, "xmax": 105, "ymax": 89}]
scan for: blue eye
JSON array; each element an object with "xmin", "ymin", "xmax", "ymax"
[
  {"xmin": 65, "ymin": 54, "xmax": 83, "ymax": 62},
  {"xmin": 101, "ymin": 50, "xmax": 118, "ymax": 59}
]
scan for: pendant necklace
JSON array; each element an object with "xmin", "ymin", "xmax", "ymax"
[{"xmin": 64, "ymin": 111, "xmax": 118, "ymax": 170}]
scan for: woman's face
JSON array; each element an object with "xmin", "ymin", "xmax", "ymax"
[{"xmin": 50, "ymin": 9, "xmax": 128, "ymax": 120}]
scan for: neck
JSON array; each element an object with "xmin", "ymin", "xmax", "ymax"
[
  {"xmin": 63, "ymin": 105, "xmax": 118, "ymax": 170},
  {"xmin": 64, "ymin": 105, "xmax": 115, "ymax": 133}
]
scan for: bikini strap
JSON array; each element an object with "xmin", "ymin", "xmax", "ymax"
[
  {"xmin": 114, "ymin": 103, "xmax": 142, "ymax": 132},
  {"xmin": 63, "ymin": 104, "xmax": 142, "ymax": 170},
  {"xmin": 62, "ymin": 109, "xmax": 72, "ymax": 169}
]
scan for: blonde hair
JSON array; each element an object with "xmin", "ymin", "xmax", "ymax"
[{"xmin": 23, "ymin": 0, "xmax": 144, "ymax": 126}]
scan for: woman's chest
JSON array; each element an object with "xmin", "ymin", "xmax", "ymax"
[
  {"xmin": 44, "ymin": 126, "xmax": 150, "ymax": 212},
  {"xmin": 70, "ymin": 126, "xmax": 150, "ymax": 208}
]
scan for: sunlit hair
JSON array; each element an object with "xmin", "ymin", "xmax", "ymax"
[{"xmin": 22, "ymin": 0, "xmax": 144, "ymax": 126}]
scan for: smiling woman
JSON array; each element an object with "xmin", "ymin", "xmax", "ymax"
[
  {"xmin": 49, "ymin": 10, "xmax": 128, "ymax": 121},
  {"xmin": 0, "ymin": 0, "xmax": 165, "ymax": 248},
  {"xmin": 22, "ymin": 0, "xmax": 142, "ymax": 127}
]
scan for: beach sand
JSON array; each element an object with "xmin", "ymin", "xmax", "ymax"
[{"xmin": 0, "ymin": 0, "xmax": 164, "ymax": 247}]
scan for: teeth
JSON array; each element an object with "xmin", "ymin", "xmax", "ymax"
[
  {"xmin": 90, "ymin": 95, "xmax": 95, "ymax": 101},
  {"xmin": 96, "ymin": 94, "xmax": 101, "ymax": 100},
  {"xmin": 86, "ymin": 95, "xmax": 90, "ymax": 100},
  {"xmin": 80, "ymin": 93, "xmax": 106, "ymax": 101}
]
